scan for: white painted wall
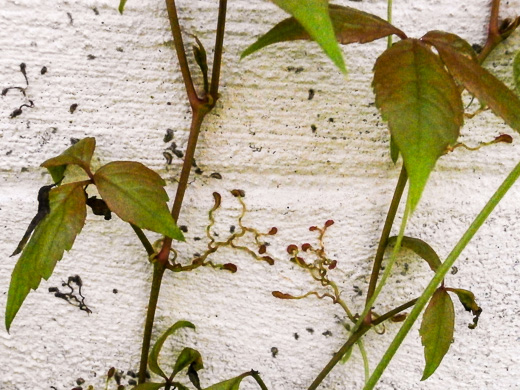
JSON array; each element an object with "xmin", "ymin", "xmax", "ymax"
[{"xmin": 1, "ymin": 1, "xmax": 520, "ymax": 389}]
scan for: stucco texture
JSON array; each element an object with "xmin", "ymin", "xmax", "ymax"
[{"xmin": 1, "ymin": 0, "xmax": 520, "ymax": 389}]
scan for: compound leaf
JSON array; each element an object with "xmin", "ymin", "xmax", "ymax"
[
  {"xmin": 269, "ymin": 0, "xmax": 346, "ymax": 73},
  {"xmin": 6, "ymin": 182, "xmax": 87, "ymax": 331},
  {"xmin": 388, "ymin": 236, "xmax": 442, "ymax": 272},
  {"xmin": 423, "ymin": 31, "xmax": 520, "ymax": 133},
  {"xmin": 242, "ymin": 4, "xmax": 405, "ymax": 59},
  {"xmin": 419, "ymin": 287, "xmax": 455, "ymax": 381},
  {"xmin": 149, "ymin": 321, "xmax": 196, "ymax": 379},
  {"xmin": 373, "ymin": 39, "xmax": 463, "ymax": 211},
  {"xmin": 41, "ymin": 137, "xmax": 96, "ymax": 183},
  {"xmin": 93, "ymin": 161, "xmax": 184, "ymax": 241}
]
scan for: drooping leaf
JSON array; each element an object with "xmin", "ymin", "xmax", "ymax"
[
  {"xmin": 93, "ymin": 161, "xmax": 184, "ymax": 241},
  {"xmin": 446, "ymin": 288, "xmax": 482, "ymax": 329},
  {"xmin": 6, "ymin": 181, "xmax": 87, "ymax": 331},
  {"xmin": 513, "ymin": 50, "xmax": 520, "ymax": 94},
  {"xmin": 118, "ymin": 0, "xmax": 128, "ymax": 14},
  {"xmin": 269, "ymin": 0, "xmax": 346, "ymax": 74},
  {"xmin": 41, "ymin": 138, "xmax": 96, "ymax": 183},
  {"xmin": 373, "ymin": 39, "xmax": 463, "ymax": 211},
  {"xmin": 423, "ymin": 31, "xmax": 520, "ymax": 133},
  {"xmin": 149, "ymin": 321, "xmax": 196, "ymax": 379},
  {"xmin": 242, "ymin": 4, "xmax": 406, "ymax": 59},
  {"xmin": 419, "ymin": 287, "xmax": 455, "ymax": 380},
  {"xmin": 203, "ymin": 371, "xmax": 252, "ymax": 390},
  {"xmin": 388, "ymin": 236, "xmax": 442, "ymax": 272},
  {"xmin": 171, "ymin": 347, "xmax": 204, "ymax": 380},
  {"xmin": 131, "ymin": 384, "xmax": 166, "ymax": 390}
]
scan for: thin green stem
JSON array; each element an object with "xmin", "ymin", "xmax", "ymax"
[
  {"xmin": 372, "ymin": 297, "xmax": 418, "ymax": 326},
  {"xmin": 138, "ymin": 262, "xmax": 166, "ymax": 384},
  {"xmin": 364, "ymin": 159, "xmax": 520, "ymax": 390},
  {"xmin": 130, "ymin": 224, "xmax": 155, "ymax": 256},
  {"xmin": 365, "ymin": 166, "xmax": 407, "ymax": 320},
  {"xmin": 357, "ymin": 340, "xmax": 370, "ymax": 384},
  {"xmin": 387, "ymin": 0, "xmax": 393, "ymax": 48}
]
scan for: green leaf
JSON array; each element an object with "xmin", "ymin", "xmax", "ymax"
[
  {"xmin": 131, "ymin": 384, "xmax": 166, "ymax": 390},
  {"xmin": 373, "ymin": 39, "xmax": 463, "ymax": 211},
  {"xmin": 388, "ymin": 236, "xmax": 442, "ymax": 272},
  {"xmin": 447, "ymin": 288, "xmax": 482, "ymax": 329},
  {"xmin": 93, "ymin": 161, "xmax": 184, "ymax": 241},
  {"xmin": 149, "ymin": 321, "xmax": 196, "ymax": 379},
  {"xmin": 269, "ymin": 0, "xmax": 346, "ymax": 74},
  {"xmin": 423, "ymin": 31, "xmax": 520, "ymax": 133},
  {"xmin": 419, "ymin": 287, "xmax": 455, "ymax": 381},
  {"xmin": 171, "ymin": 347, "xmax": 204, "ymax": 379},
  {"xmin": 203, "ymin": 372, "xmax": 252, "ymax": 390},
  {"xmin": 6, "ymin": 182, "xmax": 87, "ymax": 331},
  {"xmin": 41, "ymin": 138, "xmax": 96, "ymax": 183},
  {"xmin": 242, "ymin": 4, "xmax": 406, "ymax": 60},
  {"xmin": 118, "ymin": 0, "xmax": 128, "ymax": 14},
  {"xmin": 513, "ymin": 50, "xmax": 520, "ymax": 94}
]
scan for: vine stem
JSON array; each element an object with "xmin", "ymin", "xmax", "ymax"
[
  {"xmin": 308, "ymin": 167, "xmax": 409, "ymax": 390},
  {"xmin": 137, "ymin": 0, "xmax": 228, "ymax": 384},
  {"xmin": 363, "ymin": 159, "xmax": 520, "ymax": 390},
  {"xmin": 364, "ymin": 166, "xmax": 407, "ymax": 322}
]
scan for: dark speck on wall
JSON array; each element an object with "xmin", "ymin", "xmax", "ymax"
[
  {"xmin": 306, "ymin": 327, "xmax": 314, "ymax": 334},
  {"xmin": 87, "ymin": 54, "xmax": 97, "ymax": 60},
  {"xmin": 271, "ymin": 347, "xmax": 279, "ymax": 358},
  {"xmin": 113, "ymin": 289, "xmax": 118, "ymax": 294},
  {"xmin": 294, "ymin": 332, "xmax": 299, "ymax": 340}
]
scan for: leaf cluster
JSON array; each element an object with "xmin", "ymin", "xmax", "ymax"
[{"xmin": 6, "ymin": 138, "xmax": 184, "ymax": 331}]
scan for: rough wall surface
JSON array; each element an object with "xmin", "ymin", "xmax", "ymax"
[{"xmin": 1, "ymin": 0, "xmax": 520, "ymax": 389}]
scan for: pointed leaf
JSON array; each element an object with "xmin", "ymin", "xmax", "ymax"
[
  {"xmin": 419, "ymin": 287, "xmax": 455, "ymax": 380},
  {"xmin": 388, "ymin": 236, "xmax": 442, "ymax": 272},
  {"xmin": 242, "ymin": 4, "xmax": 406, "ymax": 59},
  {"xmin": 423, "ymin": 31, "xmax": 520, "ymax": 132},
  {"xmin": 132, "ymin": 384, "xmax": 166, "ymax": 390},
  {"xmin": 447, "ymin": 288, "xmax": 482, "ymax": 329},
  {"xmin": 171, "ymin": 347, "xmax": 204, "ymax": 379},
  {"xmin": 269, "ymin": 0, "xmax": 346, "ymax": 73},
  {"xmin": 203, "ymin": 372, "xmax": 252, "ymax": 390},
  {"xmin": 149, "ymin": 321, "xmax": 196, "ymax": 379},
  {"xmin": 513, "ymin": 50, "xmax": 520, "ymax": 94},
  {"xmin": 41, "ymin": 138, "xmax": 96, "ymax": 183},
  {"xmin": 373, "ymin": 39, "xmax": 463, "ymax": 211},
  {"xmin": 93, "ymin": 161, "xmax": 184, "ymax": 241},
  {"xmin": 6, "ymin": 182, "xmax": 87, "ymax": 331}
]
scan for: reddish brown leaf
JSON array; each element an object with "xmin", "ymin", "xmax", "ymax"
[{"xmin": 423, "ymin": 31, "xmax": 520, "ymax": 133}]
